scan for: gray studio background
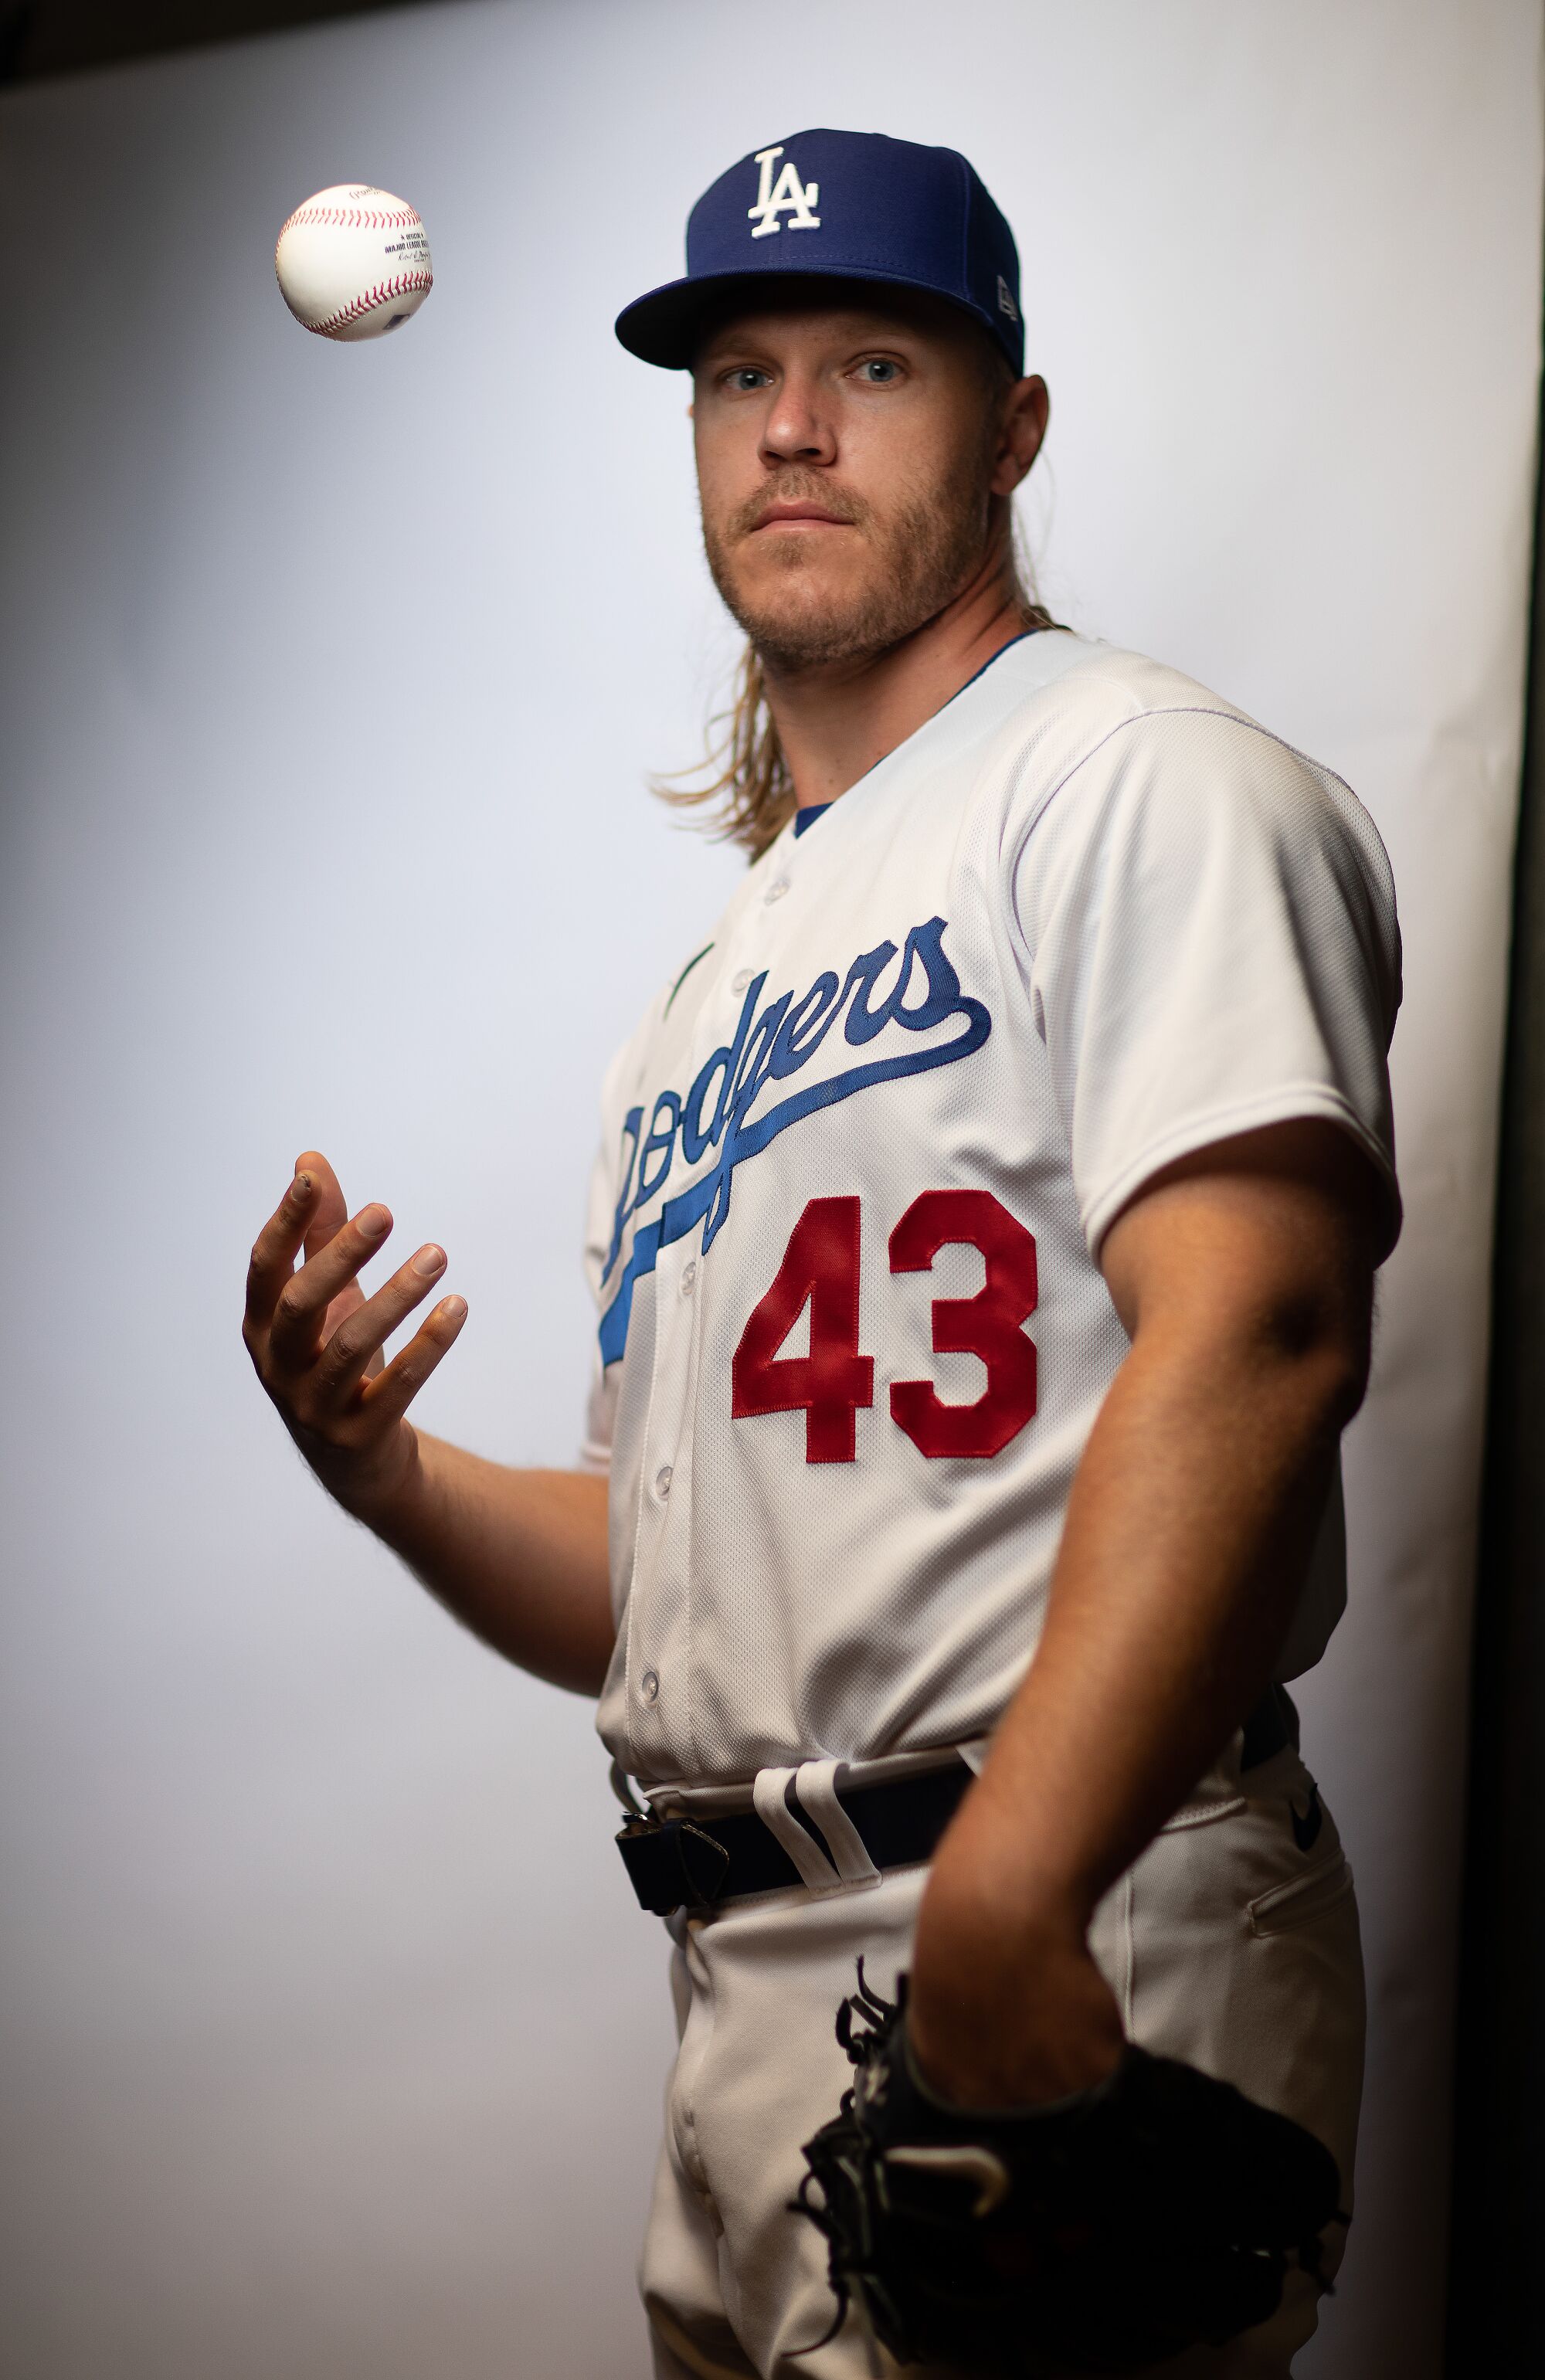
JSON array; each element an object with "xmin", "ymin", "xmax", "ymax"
[{"xmin": 1, "ymin": 2, "xmax": 1540, "ymax": 2373}]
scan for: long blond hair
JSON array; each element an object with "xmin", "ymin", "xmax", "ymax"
[{"xmin": 657, "ymin": 555, "xmax": 1058, "ymax": 864}]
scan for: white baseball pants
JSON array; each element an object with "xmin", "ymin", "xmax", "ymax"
[{"xmin": 637, "ymin": 1740, "xmax": 1364, "ymax": 2380}]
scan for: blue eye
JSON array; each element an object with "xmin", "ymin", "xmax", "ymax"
[
  {"xmin": 727, "ymin": 368, "xmax": 769, "ymax": 392},
  {"xmin": 857, "ymin": 358, "xmax": 900, "ymax": 384}
]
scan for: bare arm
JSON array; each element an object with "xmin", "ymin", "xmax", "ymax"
[
  {"xmin": 346, "ymin": 1434, "xmax": 613, "ymax": 1692},
  {"xmin": 908, "ymin": 1119, "xmax": 1382, "ymax": 2106},
  {"xmin": 243, "ymin": 1151, "xmax": 613, "ymax": 1696}
]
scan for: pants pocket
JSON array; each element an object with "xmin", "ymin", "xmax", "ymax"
[{"xmin": 1248, "ymin": 1850, "xmax": 1354, "ymax": 1937}]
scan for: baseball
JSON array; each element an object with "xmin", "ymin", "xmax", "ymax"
[{"xmin": 274, "ymin": 183, "xmax": 433, "ymax": 343}]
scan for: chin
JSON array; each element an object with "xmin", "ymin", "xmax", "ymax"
[{"xmin": 729, "ymin": 566, "xmax": 899, "ymax": 672}]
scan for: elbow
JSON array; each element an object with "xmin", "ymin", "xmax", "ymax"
[
  {"xmin": 1312, "ymin": 1333, "xmax": 1371, "ymax": 1434},
  {"xmin": 1258, "ymin": 1283, "xmax": 1373, "ymax": 1435}
]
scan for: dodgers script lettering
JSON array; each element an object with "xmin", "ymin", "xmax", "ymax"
[{"xmin": 596, "ymin": 917, "xmax": 990, "ymax": 1363}]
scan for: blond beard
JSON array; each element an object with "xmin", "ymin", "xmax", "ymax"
[{"xmin": 701, "ymin": 446, "xmax": 997, "ymax": 673}]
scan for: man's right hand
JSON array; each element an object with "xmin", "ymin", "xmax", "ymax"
[{"xmin": 243, "ymin": 1148, "xmax": 467, "ymax": 1516}]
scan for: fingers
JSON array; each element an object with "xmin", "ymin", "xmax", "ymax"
[
  {"xmin": 244, "ymin": 1149, "xmax": 350, "ymax": 1336},
  {"xmin": 244, "ymin": 1152, "xmax": 468, "ymax": 1499},
  {"xmin": 358, "ymin": 1292, "xmax": 469, "ymax": 1428},
  {"xmin": 267, "ymin": 1200, "xmax": 396, "ymax": 1368},
  {"xmin": 307, "ymin": 1238, "xmax": 455, "ymax": 1401},
  {"xmin": 245, "ymin": 1166, "xmax": 325, "ymax": 1333},
  {"xmin": 293, "ymin": 1147, "xmax": 350, "ymax": 1263}
]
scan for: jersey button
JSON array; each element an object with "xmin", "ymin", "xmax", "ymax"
[
  {"xmin": 732, "ymin": 969, "xmax": 752, "ymax": 994},
  {"xmin": 655, "ymin": 1465, "xmax": 674, "ymax": 1499},
  {"xmin": 680, "ymin": 1260, "xmax": 697, "ymax": 1295},
  {"xmin": 640, "ymin": 1669, "xmax": 660, "ymax": 1704},
  {"xmin": 763, "ymin": 878, "xmax": 789, "ymax": 905}
]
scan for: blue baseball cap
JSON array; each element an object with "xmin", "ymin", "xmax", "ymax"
[{"xmin": 616, "ymin": 128, "xmax": 1024, "ymax": 375}]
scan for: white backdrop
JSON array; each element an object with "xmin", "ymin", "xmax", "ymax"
[{"xmin": 0, "ymin": 4, "xmax": 1539, "ymax": 2375}]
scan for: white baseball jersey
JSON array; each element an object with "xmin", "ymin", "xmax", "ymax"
[{"xmin": 581, "ymin": 631, "xmax": 1401, "ymax": 1792}]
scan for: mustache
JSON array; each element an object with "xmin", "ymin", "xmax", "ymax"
[{"xmin": 726, "ymin": 472, "xmax": 871, "ymax": 539}]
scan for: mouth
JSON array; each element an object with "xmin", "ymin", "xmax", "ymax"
[{"xmin": 751, "ymin": 501, "xmax": 856, "ymax": 532}]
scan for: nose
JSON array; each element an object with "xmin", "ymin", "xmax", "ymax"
[{"xmin": 759, "ymin": 369, "xmax": 837, "ymax": 469}]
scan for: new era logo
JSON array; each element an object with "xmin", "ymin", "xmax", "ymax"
[
  {"xmin": 997, "ymin": 274, "xmax": 1019, "ymax": 321},
  {"xmin": 748, "ymin": 145, "xmax": 822, "ymax": 239}
]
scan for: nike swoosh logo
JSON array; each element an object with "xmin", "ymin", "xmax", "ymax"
[{"xmin": 1290, "ymin": 1786, "xmax": 1323, "ymax": 1853}]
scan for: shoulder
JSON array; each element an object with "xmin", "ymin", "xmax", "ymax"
[
  {"xmin": 971, "ymin": 633, "xmax": 1234, "ymax": 762},
  {"xmin": 988, "ymin": 635, "xmax": 1316, "ymax": 800},
  {"xmin": 992, "ymin": 639, "xmax": 1395, "ymax": 911}
]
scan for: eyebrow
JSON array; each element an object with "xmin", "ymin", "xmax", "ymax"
[{"xmin": 699, "ymin": 319, "xmax": 920, "ymax": 361}]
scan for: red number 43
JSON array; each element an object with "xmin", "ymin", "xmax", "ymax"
[{"xmin": 731, "ymin": 1192, "xmax": 1037, "ymax": 1464}]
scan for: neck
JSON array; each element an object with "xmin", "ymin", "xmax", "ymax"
[{"xmin": 758, "ymin": 545, "xmax": 1033, "ymax": 810}]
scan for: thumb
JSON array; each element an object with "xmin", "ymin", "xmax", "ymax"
[{"xmin": 294, "ymin": 1147, "xmax": 350, "ymax": 1260}]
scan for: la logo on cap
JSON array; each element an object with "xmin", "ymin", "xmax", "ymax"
[{"xmin": 748, "ymin": 145, "xmax": 822, "ymax": 239}]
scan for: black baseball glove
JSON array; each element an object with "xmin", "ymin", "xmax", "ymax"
[{"xmin": 791, "ymin": 1964, "xmax": 1346, "ymax": 2375}]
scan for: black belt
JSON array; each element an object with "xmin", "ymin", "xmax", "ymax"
[{"xmin": 616, "ymin": 1684, "xmax": 1298, "ymax": 1919}]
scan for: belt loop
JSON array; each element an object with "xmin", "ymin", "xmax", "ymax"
[
  {"xmin": 796, "ymin": 1760, "xmax": 881, "ymax": 1890},
  {"xmin": 752, "ymin": 1766, "xmax": 843, "ymax": 1892},
  {"xmin": 750, "ymin": 1760, "xmax": 885, "ymax": 1896}
]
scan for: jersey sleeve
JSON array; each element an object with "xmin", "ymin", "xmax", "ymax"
[
  {"xmin": 576, "ymin": 1038, "xmax": 635, "ymax": 1475},
  {"xmin": 1010, "ymin": 705, "xmax": 1403, "ymax": 1260}
]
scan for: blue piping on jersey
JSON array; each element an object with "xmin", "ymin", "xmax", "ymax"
[{"xmin": 664, "ymin": 942, "xmax": 714, "ymax": 1014}]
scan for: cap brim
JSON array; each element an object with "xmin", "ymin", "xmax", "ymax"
[{"xmin": 615, "ymin": 264, "xmax": 1003, "ymax": 369}]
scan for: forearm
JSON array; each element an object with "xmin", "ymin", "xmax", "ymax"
[
  {"xmin": 945, "ymin": 1323, "xmax": 1351, "ymax": 1930},
  {"xmin": 908, "ymin": 1318, "xmax": 1357, "ymax": 2103},
  {"xmin": 340, "ymin": 1431, "xmax": 615, "ymax": 1695},
  {"xmin": 905, "ymin": 1129, "xmax": 1379, "ymax": 2104}
]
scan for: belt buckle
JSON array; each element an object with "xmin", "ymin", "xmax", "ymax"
[{"xmin": 616, "ymin": 1813, "xmax": 732, "ymax": 1916}]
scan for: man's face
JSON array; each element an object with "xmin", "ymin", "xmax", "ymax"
[{"xmin": 691, "ymin": 285, "xmax": 1026, "ymax": 673}]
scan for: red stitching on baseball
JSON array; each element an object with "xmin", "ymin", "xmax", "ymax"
[
  {"xmin": 307, "ymin": 270, "xmax": 433, "ymax": 337},
  {"xmin": 277, "ymin": 200, "xmax": 421, "ymax": 239}
]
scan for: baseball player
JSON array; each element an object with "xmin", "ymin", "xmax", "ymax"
[{"xmin": 243, "ymin": 130, "xmax": 1401, "ymax": 2380}]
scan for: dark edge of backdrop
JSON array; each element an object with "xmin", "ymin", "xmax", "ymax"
[
  {"xmin": 0, "ymin": 0, "xmax": 433, "ymax": 86},
  {"xmin": 1445, "ymin": 236, "xmax": 1545, "ymax": 2364}
]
